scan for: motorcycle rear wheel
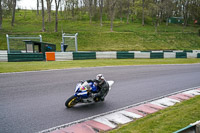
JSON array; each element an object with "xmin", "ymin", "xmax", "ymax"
[{"xmin": 65, "ymin": 95, "xmax": 78, "ymax": 108}]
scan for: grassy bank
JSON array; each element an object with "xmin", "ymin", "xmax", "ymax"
[
  {"xmin": 0, "ymin": 58, "xmax": 200, "ymax": 73},
  {"xmin": 109, "ymin": 95, "xmax": 200, "ymax": 133},
  {"xmin": 0, "ymin": 10, "xmax": 200, "ymax": 51}
]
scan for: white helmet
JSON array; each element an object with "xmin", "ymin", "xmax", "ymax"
[{"xmin": 96, "ymin": 74, "xmax": 105, "ymax": 82}]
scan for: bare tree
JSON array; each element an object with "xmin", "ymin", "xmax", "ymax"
[
  {"xmin": 11, "ymin": 0, "xmax": 16, "ymax": 26},
  {"xmin": 71, "ymin": 0, "xmax": 75, "ymax": 18},
  {"xmin": 126, "ymin": 0, "xmax": 130, "ymax": 24},
  {"xmin": 164, "ymin": 0, "xmax": 173, "ymax": 26},
  {"xmin": 2, "ymin": 0, "xmax": 12, "ymax": 15},
  {"xmin": 89, "ymin": 0, "xmax": 92, "ymax": 24},
  {"xmin": 41, "ymin": 0, "xmax": 45, "ymax": 32},
  {"xmin": 37, "ymin": 0, "xmax": 39, "ymax": 15},
  {"xmin": 142, "ymin": 0, "xmax": 145, "ymax": 26},
  {"xmin": 94, "ymin": 0, "xmax": 97, "ymax": 13},
  {"xmin": 182, "ymin": 0, "xmax": 189, "ymax": 26},
  {"xmin": 0, "ymin": 0, "xmax": 2, "ymax": 29},
  {"xmin": 109, "ymin": 0, "xmax": 117, "ymax": 31},
  {"xmin": 46, "ymin": 0, "xmax": 53, "ymax": 22},
  {"xmin": 131, "ymin": 0, "xmax": 135, "ymax": 22},
  {"xmin": 99, "ymin": 0, "xmax": 103, "ymax": 26},
  {"xmin": 55, "ymin": 0, "xmax": 61, "ymax": 32},
  {"xmin": 154, "ymin": 0, "xmax": 159, "ymax": 32},
  {"xmin": 117, "ymin": 0, "xmax": 123, "ymax": 23},
  {"xmin": 190, "ymin": 0, "xmax": 200, "ymax": 23}
]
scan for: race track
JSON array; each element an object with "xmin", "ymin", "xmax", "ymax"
[{"xmin": 0, "ymin": 64, "xmax": 200, "ymax": 133}]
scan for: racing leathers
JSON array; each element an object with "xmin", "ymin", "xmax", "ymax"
[{"xmin": 86, "ymin": 79, "xmax": 109, "ymax": 101}]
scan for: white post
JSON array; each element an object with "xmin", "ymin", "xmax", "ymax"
[
  {"xmin": 6, "ymin": 34, "xmax": 10, "ymax": 53},
  {"xmin": 75, "ymin": 33, "xmax": 78, "ymax": 52},
  {"xmin": 61, "ymin": 33, "xmax": 65, "ymax": 52},
  {"xmin": 39, "ymin": 35, "xmax": 42, "ymax": 42}
]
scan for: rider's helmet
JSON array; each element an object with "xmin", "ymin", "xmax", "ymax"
[{"xmin": 96, "ymin": 74, "xmax": 105, "ymax": 84}]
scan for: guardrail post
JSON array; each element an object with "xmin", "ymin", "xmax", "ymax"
[{"xmin": 196, "ymin": 123, "xmax": 200, "ymax": 133}]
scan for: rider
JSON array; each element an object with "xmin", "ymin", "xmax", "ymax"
[{"xmin": 86, "ymin": 74, "xmax": 109, "ymax": 102}]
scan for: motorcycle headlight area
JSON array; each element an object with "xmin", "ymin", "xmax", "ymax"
[{"xmin": 80, "ymin": 86, "xmax": 87, "ymax": 91}]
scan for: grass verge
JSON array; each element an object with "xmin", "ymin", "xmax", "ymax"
[
  {"xmin": 0, "ymin": 58, "xmax": 200, "ymax": 73},
  {"xmin": 1, "ymin": 10, "xmax": 200, "ymax": 51},
  {"xmin": 108, "ymin": 95, "xmax": 200, "ymax": 133}
]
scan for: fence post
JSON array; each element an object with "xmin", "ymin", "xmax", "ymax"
[
  {"xmin": 6, "ymin": 34, "xmax": 10, "ymax": 53},
  {"xmin": 39, "ymin": 35, "xmax": 42, "ymax": 42},
  {"xmin": 61, "ymin": 33, "xmax": 65, "ymax": 52},
  {"xmin": 75, "ymin": 33, "xmax": 78, "ymax": 52}
]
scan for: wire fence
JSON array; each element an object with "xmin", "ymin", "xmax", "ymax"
[
  {"xmin": 6, "ymin": 34, "xmax": 42, "ymax": 53},
  {"xmin": 61, "ymin": 33, "xmax": 78, "ymax": 52}
]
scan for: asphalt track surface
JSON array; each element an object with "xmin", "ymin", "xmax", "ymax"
[{"xmin": 0, "ymin": 64, "xmax": 200, "ymax": 133}]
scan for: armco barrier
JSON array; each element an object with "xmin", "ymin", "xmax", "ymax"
[
  {"xmin": 0, "ymin": 50, "xmax": 8, "ymax": 62},
  {"xmin": 73, "ymin": 52, "xmax": 96, "ymax": 60},
  {"xmin": 176, "ymin": 52, "xmax": 187, "ymax": 58},
  {"xmin": 54, "ymin": 51, "xmax": 200, "ymax": 60},
  {"xmin": 187, "ymin": 53, "xmax": 197, "ymax": 58},
  {"xmin": 197, "ymin": 53, "xmax": 200, "ymax": 58},
  {"xmin": 174, "ymin": 121, "xmax": 200, "ymax": 133},
  {"xmin": 96, "ymin": 52, "xmax": 116, "ymax": 59},
  {"xmin": 1, "ymin": 50, "xmax": 200, "ymax": 62},
  {"xmin": 150, "ymin": 52, "xmax": 163, "ymax": 59},
  {"xmin": 117, "ymin": 51, "xmax": 134, "ymax": 59},
  {"xmin": 134, "ymin": 52, "xmax": 150, "ymax": 58},
  {"xmin": 8, "ymin": 53, "xmax": 43, "ymax": 62},
  {"xmin": 164, "ymin": 52, "xmax": 176, "ymax": 58},
  {"xmin": 55, "ymin": 52, "xmax": 73, "ymax": 61}
]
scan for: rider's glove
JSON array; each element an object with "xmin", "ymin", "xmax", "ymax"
[{"xmin": 91, "ymin": 93, "xmax": 96, "ymax": 98}]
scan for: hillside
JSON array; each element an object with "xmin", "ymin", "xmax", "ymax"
[{"xmin": 0, "ymin": 10, "xmax": 200, "ymax": 51}]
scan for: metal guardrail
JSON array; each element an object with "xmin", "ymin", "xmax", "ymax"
[{"xmin": 174, "ymin": 121, "xmax": 200, "ymax": 133}]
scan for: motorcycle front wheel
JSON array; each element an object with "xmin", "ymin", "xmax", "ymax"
[{"xmin": 65, "ymin": 95, "xmax": 78, "ymax": 108}]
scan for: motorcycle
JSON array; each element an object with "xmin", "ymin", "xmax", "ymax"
[{"xmin": 65, "ymin": 80, "xmax": 114, "ymax": 108}]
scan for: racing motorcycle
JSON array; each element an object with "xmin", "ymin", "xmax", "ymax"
[{"xmin": 65, "ymin": 80, "xmax": 114, "ymax": 108}]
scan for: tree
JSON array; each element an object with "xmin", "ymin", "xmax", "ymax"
[
  {"xmin": 0, "ymin": 0, "xmax": 2, "ymax": 29},
  {"xmin": 181, "ymin": 0, "xmax": 189, "ymax": 26},
  {"xmin": 109, "ymin": 0, "xmax": 117, "ymax": 31},
  {"xmin": 190, "ymin": 0, "xmax": 200, "ymax": 22},
  {"xmin": 37, "ymin": 0, "xmax": 39, "ymax": 15},
  {"xmin": 154, "ymin": 0, "xmax": 160, "ymax": 32},
  {"xmin": 88, "ymin": 0, "xmax": 92, "ymax": 24},
  {"xmin": 99, "ymin": 0, "xmax": 103, "ymax": 26},
  {"xmin": 41, "ymin": 0, "xmax": 45, "ymax": 32},
  {"xmin": 2, "ymin": 0, "xmax": 12, "ymax": 16},
  {"xmin": 55, "ymin": 0, "xmax": 61, "ymax": 32},
  {"xmin": 11, "ymin": 0, "xmax": 16, "ymax": 26},
  {"xmin": 46, "ymin": 0, "xmax": 53, "ymax": 22},
  {"xmin": 131, "ymin": 0, "xmax": 135, "ymax": 23},
  {"xmin": 164, "ymin": 0, "xmax": 174, "ymax": 26},
  {"xmin": 126, "ymin": 0, "xmax": 130, "ymax": 24},
  {"xmin": 116, "ymin": 0, "xmax": 123, "ymax": 22},
  {"xmin": 142, "ymin": 0, "xmax": 145, "ymax": 26}
]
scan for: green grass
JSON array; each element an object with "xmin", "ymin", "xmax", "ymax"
[
  {"xmin": 108, "ymin": 95, "xmax": 200, "ymax": 133},
  {"xmin": 0, "ymin": 58, "xmax": 200, "ymax": 73},
  {"xmin": 0, "ymin": 10, "xmax": 200, "ymax": 51}
]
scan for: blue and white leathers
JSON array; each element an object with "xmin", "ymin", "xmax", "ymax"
[{"xmin": 65, "ymin": 80, "xmax": 114, "ymax": 108}]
